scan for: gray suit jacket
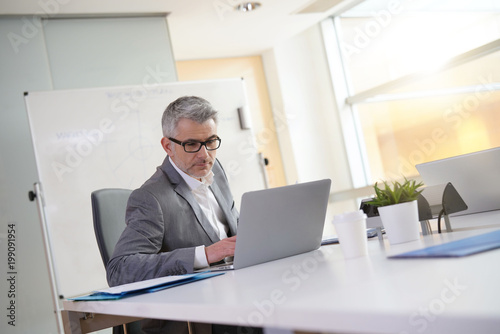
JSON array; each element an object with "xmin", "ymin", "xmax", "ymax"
[{"xmin": 107, "ymin": 156, "xmax": 238, "ymax": 287}]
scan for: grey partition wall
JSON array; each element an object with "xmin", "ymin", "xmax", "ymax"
[
  {"xmin": 0, "ymin": 17, "xmax": 56, "ymax": 334},
  {"xmin": 24, "ymin": 78, "xmax": 266, "ymax": 299},
  {"xmin": 42, "ymin": 16, "xmax": 177, "ymax": 89}
]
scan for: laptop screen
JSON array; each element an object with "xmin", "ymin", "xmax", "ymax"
[
  {"xmin": 416, "ymin": 147, "xmax": 500, "ymax": 216},
  {"xmin": 233, "ymin": 179, "xmax": 331, "ymax": 269}
]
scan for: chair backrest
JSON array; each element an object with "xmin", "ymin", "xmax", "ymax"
[{"xmin": 91, "ymin": 188, "xmax": 132, "ymax": 267}]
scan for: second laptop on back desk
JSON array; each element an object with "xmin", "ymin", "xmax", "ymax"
[
  {"xmin": 207, "ymin": 179, "xmax": 331, "ymax": 271},
  {"xmin": 416, "ymin": 147, "xmax": 500, "ymax": 216}
]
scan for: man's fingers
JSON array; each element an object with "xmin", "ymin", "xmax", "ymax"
[{"xmin": 205, "ymin": 237, "xmax": 237, "ymax": 264}]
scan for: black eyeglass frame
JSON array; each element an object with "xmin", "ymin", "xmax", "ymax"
[{"xmin": 168, "ymin": 136, "xmax": 222, "ymax": 153}]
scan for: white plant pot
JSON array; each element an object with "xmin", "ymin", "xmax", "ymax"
[{"xmin": 378, "ymin": 200, "xmax": 421, "ymax": 245}]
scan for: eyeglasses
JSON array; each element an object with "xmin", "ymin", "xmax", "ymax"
[{"xmin": 168, "ymin": 136, "xmax": 221, "ymax": 153}]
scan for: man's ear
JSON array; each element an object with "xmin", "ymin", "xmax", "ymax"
[{"xmin": 161, "ymin": 137, "xmax": 172, "ymax": 155}]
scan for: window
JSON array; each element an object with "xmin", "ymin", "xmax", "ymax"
[{"xmin": 325, "ymin": 0, "xmax": 500, "ymax": 184}]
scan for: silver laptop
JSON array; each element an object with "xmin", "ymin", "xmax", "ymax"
[
  {"xmin": 416, "ymin": 147, "xmax": 500, "ymax": 216},
  {"xmin": 209, "ymin": 179, "xmax": 331, "ymax": 271}
]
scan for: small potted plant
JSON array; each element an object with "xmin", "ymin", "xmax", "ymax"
[{"xmin": 367, "ymin": 178, "xmax": 424, "ymax": 244}]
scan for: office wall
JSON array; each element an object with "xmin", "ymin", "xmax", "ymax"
[
  {"xmin": 0, "ymin": 15, "xmax": 176, "ymax": 333},
  {"xmin": 0, "ymin": 17, "xmax": 56, "ymax": 334},
  {"xmin": 263, "ymin": 24, "xmax": 352, "ymax": 191},
  {"xmin": 262, "ymin": 24, "xmax": 357, "ymax": 235},
  {"xmin": 176, "ymin": 56, "xmax": 287, "ymax": 188},
  {"xmin": 43, "ymin": 16, "xmax": 177, "ymax": 89}
]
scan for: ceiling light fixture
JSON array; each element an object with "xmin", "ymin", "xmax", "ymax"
[{"xmin": 235, "ymin": 2, "xmax": 262, "ymax": 12}]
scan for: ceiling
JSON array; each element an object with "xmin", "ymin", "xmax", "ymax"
[
  {"xmin": 1, "ymin": 0, "xmax": 498, "ymax": 59},
  {"xmin": 0, "ymin": 0, "xmax": 362, "ymax": 60},
  {"xmin": 165, "ymin": 0, "xmax": 359, "ymax": 60}
]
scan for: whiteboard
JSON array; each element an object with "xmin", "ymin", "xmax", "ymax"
[{"xmin": 25, "ymin": 79, "xmax": 266, "ymax": 297}]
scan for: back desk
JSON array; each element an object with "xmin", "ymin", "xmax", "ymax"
[{"xmin": 63, "ymin": 210, "xmax": 500, "ymax": 334}]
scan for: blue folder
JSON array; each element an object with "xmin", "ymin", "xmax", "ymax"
[
  {"xmin": 389, "ymin": 229, "xmax": 500, "ymax": 258},
  {"xmin": 68, "ymin": 271, "xmax": 224, "ymax": 301}
]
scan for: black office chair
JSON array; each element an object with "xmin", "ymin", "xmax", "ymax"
[{"xmin": 91, "ymin": 188, "xmax": 144, "ymax": 334}]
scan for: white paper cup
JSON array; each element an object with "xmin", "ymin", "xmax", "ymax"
[{"xmin": 332, "ymin": 210, "xmax": 368, "ymax": 259}]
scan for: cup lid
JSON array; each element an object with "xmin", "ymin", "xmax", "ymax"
[{"xmin": 332, "ymin": 210, "xmax": 367, "ymax": 224}]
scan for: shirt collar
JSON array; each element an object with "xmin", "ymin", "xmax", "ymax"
[{"xmin": 169, "ymin": 156, "xmax": 214, "ymax": 190}]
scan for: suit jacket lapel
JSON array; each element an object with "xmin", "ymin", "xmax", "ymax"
[
  {"xmin": 210, "ymin": 181, "xmax": 237, "ymax": 237},
  {"xmin": 161, "ymin": 157, "xmax": 220, "ymax": 244}
]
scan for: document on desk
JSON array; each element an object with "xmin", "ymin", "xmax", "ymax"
[
  {"xmin": 321, "ymin": 228, "xmax": 380, "ymax": 245},
  {"xmin": 68, "ymin": 272, "xmax": 224, "ymax": 301},
  {"xmin": 389, "ymin": 229, "xmax": 500, "ymax": 258}
]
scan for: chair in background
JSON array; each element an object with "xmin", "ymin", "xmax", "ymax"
[
  {"xmin": 91, "ymin": 188, "xmax": 144, "ymax": 334},
  {"xmin": 91, "ymin": 188, "xmax": 133, "ymax": 267}
]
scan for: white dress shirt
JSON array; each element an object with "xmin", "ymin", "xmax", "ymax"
[{"xmin": 169, "ymin": 157, "xmax": 229, "ymax": 269}]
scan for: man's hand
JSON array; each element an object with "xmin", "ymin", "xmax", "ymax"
[{"xmin": 205, "ymin": 236, "xmax": 237, "ymax": 264}]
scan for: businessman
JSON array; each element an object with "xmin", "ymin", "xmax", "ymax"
[{"xmin": 107, "ymin": 96, "xmax": 259, "ymax": 333}]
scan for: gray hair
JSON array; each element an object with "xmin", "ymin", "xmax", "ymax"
[{"xmin": 161, "ymin": 96, "xmax": 218, "ymax": 137}]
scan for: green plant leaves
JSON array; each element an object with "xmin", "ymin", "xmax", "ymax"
[{"xmin": 367, "ymin": 178, "xmax": 424, "ymax": 207}]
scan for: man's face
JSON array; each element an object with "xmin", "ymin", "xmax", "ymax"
[{"xmin": 161, "ymin": 118, "xmax": 218, "ymax": 179}]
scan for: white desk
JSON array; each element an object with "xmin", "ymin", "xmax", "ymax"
[{"xmin": 63, "ymin": 211, "xmax": 500, "ymax": 334}]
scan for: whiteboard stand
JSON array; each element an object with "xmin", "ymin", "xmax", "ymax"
[{"xmin": 29, "ymin": 182, "xmax": 64, "ymax": 333}]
